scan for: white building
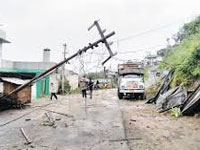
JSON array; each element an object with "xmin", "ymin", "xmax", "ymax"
[
  {"xmin": 0, "ymin": 29, "xmax": 78, "ymax": 99},
  {"xmin": 0, "ymin": 29, "xmax": 10, "ymax": 68}
]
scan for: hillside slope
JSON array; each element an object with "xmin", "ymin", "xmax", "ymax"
[{"xmin": 160, "ymin": 16, "xmax": 200, "ymax": 86}]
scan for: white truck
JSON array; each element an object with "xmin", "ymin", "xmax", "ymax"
[{"xmin": 117, "ymin": 62, "xmax": 145, "ymax": 99}]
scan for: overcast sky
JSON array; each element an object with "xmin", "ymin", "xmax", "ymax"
[{"xmin": 0, "ymin": 0, "xmax": 200, "ymax": 72}]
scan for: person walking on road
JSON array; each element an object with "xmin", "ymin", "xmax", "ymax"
[
  {"xmin": 95, "ymin": 80, "xmax": 100, "ymax": 90},
  {"xmin": 88, "ymin": 78, "xmax": 93, "ymax": 99},
  {"xmin": 80, "ymin": 79, "xmax": 87, "ymax": 98},
  {"xmin": 50, "ymin": 83, "xmax": 58, "ymax": 100}
]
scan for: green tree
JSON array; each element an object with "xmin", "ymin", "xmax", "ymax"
[{"xmin": 58, "ymin": 79, "xmax": 71, "ymax": 94}]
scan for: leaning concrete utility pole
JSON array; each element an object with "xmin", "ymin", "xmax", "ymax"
[
  {"xmin": 88, "ymin": 20, "xmax": 116, "ymax": 65},
  {"xmin": 0, "ymin": 22, "xmax": 115, "ymax": 100},
  {"xmin": 62, "ymin": 43, "xmax": 67, "ymax": 95}
]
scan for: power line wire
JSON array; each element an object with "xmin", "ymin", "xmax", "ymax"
[{"xmin": 114, "ymin": 14, "xmax": 197, "ymax": 43}]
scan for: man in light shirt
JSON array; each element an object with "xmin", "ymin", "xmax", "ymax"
[{"xmin": 50, "ymin": 83, "xmax": 58, "ymax": 100}]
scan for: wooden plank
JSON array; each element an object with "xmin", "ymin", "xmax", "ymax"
[{"xmin": 20, "ymin": 128, "xmax": 32, "ymax": 145}]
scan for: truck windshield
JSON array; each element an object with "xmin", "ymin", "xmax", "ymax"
[{"xmin": 123, "ymin": 74, "xmax": 141, "ymax": 78}]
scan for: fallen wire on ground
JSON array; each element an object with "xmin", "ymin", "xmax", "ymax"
[
  {"xmin": 0, "ymin": 102, "xmax": 56, "ymax": 127},
  {"xmin": 41, "ymin": 108, "xmax": 73, "ymax": 118}
]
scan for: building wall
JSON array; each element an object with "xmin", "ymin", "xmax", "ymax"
[
  {"xmin": 49, "ymin": 70, "xmax": 79, "ymax": 91},
  {"xmin": 3, "ymin": 82, "xmax": 31, "ymax": 103},
  {"xmin": 31, "ymin": 84, "xmax": 37, "ymax": 99},
  {"xmin": 67, "ymin": 74, "xmax": 78, "ymax": 90},
  {"xmin": 1, "ymin": 59, "xmax": 14, "ymax": 68},
  {"xmin": 0, "ymin": 30, "xmax": 8, "ymax": 68},
  {"xmin": 0, "ymin": 30, "xmax": 6, "ymax": 39},
  {"xmin": 13, "ymin": 61, "xmax": 56, "ymax": 70}
]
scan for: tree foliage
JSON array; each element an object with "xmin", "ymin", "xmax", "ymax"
[
  {"xmin": 173, "ymin": 16, "xmax": 200, "ymax": 43},
  {"xmin": 58, "ymin": 79, "xmax": 71, "ymax": 94},
  {"xmin": 160, "ymin": 16, "xmax": 200, "ymax": 86}
]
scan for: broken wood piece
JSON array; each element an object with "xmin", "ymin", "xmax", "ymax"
[
  {"xmin": 53, "ymin": 124, "xmax": 57, "ymax": 128},
  {"xmin": 30, "ymin": 144, "xmax": 36, "ymax": 148},
  {"xmin": 45, "ymin": 112, "xmax": 55, "ymax": 126},
  {"xmin": 130, "ymin": 119, "xmax": 136, "ymax": 122},
  {"xmin": 109, "ymin": 137, "xmax": 142, "ymax": 142},
  {"xmin": 20, "ymin": 128, "xmax": 32, "ymax": 145},
  {"xmin": 55, "ymin": 118, "xmax": 61, "ymax": 121}
]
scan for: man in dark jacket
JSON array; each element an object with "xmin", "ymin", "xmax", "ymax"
[
  {"xmin": 80, "ymin": 79, "xmax": 87, "ymax": 98},
  {"xmin": 88, "ymin": 78, "xmax": 93, "ymax": 99}
]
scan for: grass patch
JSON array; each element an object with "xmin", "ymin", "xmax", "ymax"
[
  {"xmin": 70, "ymin": 87, "xmax": 81, "ymax": 94},
  {"xmin": 160, "ymin": 32, "xmax": 200, "ymax": 87}
]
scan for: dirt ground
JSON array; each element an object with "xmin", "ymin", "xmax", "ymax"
[
  {"xmin": 0, "ymin": 89, "xmax": 200, "ymax": 150},
  {"xmin": 120, "ymin": 99, "xmax": 200, "ymax": 150}
]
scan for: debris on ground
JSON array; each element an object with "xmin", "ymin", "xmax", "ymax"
[
  {"xmin": 20, "ymin": 128, "xmax": 32, "ymax": 145},
  {"xmin": 109, "ymin": 137, "xmax": 142, "ymax": 142},
  {"xmin": 156, "ymin": 86, "xmax": 187, "ymax": 113},
  {"xmin": 130, "ymin": 119, "xmax": 136, "ymax": 122},
  {"xmin": 146, "ymin": 69, "xmax": 175, "ymax": 104},
  {"xmin": 55, "ymin": 118, "xmax": 61, "ymax": 121},
  {"xmin": 181, "ymin": 85, "xmax": 200, "ymax": 115},
  {"xmin": 44, "ymin": 112, "xmax": 55, "ymax": 126},
  {"xmin": 147, "ymin": 67, "xmax": 200, "ymax": 116},
  {"xmin": 65, "ymin": 123, "xmax": 68, "ymax": 127}
]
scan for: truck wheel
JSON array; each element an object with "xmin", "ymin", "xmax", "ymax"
[
  {"xmin": 141, "ymin": 94, "xmax": 146, "ymax": 100},
  {"xmin": 118, "ymin": 93, "xmax": 123, "ymax": 99},
  {"xmin": 131, "ymin": 94, "xmax": 135, "ymax": 99}
]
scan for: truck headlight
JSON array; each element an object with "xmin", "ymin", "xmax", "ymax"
[{"xmin": 120, "ymin": 86, "xmax": 125, "ymax": 89}]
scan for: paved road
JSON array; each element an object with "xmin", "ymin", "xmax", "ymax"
[{"xmin": 0, "ymin": 89, "xmax": 129, "ymax": 150}]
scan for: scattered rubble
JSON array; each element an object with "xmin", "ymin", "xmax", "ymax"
[
  {"xmin": 147, "ymin": 69, "xmax": 200, "ymax": 116},
  {"xmin": 156, "ymin": 86, "xmax": 187, "ymax": 113},
  {"xmin": 182, "ymin": 85, "xmax": 200, "ymax": 115},
  {"xmin": 146, "ymin": 69, "xmax": 175, "ymax": 104},
  {"xmin": 44, "ymin": 112, "xmax": 55, "ymax": 126},
  {"xmin": 55, "ymin": 118, "xmax": 61, "ymax": 121},
  {"xmin": 130, "ymin": 119, "xmax": 136, "ymax": 122}
]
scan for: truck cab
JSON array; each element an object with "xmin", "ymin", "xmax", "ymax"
[{"xmin": 117, "ymin": 62, "xmax": 145, "ymax": 99}]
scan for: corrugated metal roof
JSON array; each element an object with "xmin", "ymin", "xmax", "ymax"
[{"xmin": 0, "ymin": 77, "xmax": 30, "ymax": 85}]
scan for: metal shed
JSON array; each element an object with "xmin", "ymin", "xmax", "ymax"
[{"xmin": 0, "ymin": 77, "xmax": 31, "ymax": 104}]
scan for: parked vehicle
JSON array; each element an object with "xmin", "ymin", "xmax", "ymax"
[{"xmin": 117, "ymin": 61, "xmax": 145, "ymax": 99}]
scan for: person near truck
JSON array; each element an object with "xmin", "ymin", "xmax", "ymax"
[
  {"xmin": 94, "ymin": 80, "xmax": 99, "ymax": 90},
  {"xmin": 80, "ymin": 79, "xmax": 87, "ymax": 98}
]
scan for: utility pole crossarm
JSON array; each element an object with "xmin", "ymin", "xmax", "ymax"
[{"xmin": 88, "ymin": 20, "xmax": 116, "ymax": 65}]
